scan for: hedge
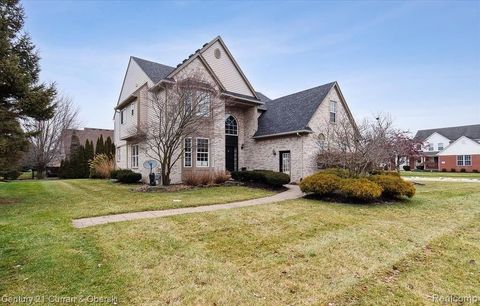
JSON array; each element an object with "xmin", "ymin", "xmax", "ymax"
[
  {"xmin": 300, "ymin": 173, "xmax": 342, "ymax": 195},
  {"xmin": 0, "ymin": 170, "xmax": 21, "ymax": 180},
  {"xmin": 231, "ymin": 170, "xmax": 290, "ymax": 187},
  {"xmin": 369, "ymin": 175, "xmax": 415, "ymax": 198},
  {"xmin": 116, "ymin": 169, "xmax": 142, "ymax": 184},
  {"xmin": 339, "ymin": 178, "xmax": 383, "ymax": 201}
]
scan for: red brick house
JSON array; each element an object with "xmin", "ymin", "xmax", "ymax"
[{"xmin": 410, "ymin": 124, "xmax": 480, "ymax": 172}]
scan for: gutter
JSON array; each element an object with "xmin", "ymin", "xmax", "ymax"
[
  {"xmin": 253, "ymin": 129, "xmax": 313, "ymax": 139},
  {"xmin": 221, "ymin": 92, "xmax": 263, "ymax": 105}
]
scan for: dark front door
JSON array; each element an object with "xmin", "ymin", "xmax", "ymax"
[{"xmin": 225, "ymin": 135, "xmax": 238, "ymax": 172}]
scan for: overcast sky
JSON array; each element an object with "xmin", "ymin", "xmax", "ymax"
[{"xmin": 23, "ymin": 0, "xmax": 479, "ymax": 132}]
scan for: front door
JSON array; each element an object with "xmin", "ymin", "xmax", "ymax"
[
  {"xmin": 225, "ymin": 135, "xmax": 238, "ymax": 172},
  {"xmin": 226, "ymin": 145, "xmax": 237, "ymax": 172},
  {"xmin": 279, "ymin": 151, "xmax": 291, "ymax": 176}
]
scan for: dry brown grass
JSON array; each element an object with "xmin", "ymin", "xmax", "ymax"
[{"xmin": 89, "ymin": 154, "xmax": 115, "ymax": 179}]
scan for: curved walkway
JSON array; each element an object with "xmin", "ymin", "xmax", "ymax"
[{"xmin": 73, "ymin": 184, "xmax": 303, "ymax": 228}]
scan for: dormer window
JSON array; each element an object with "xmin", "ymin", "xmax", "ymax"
[{"xmin": 329, "ymin": 101, "xmax": 337, "ymax": 123}]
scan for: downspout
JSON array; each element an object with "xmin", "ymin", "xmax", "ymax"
[{"xmin": 297, "ymin": 132, "xmax": 304, "ymax": 180}]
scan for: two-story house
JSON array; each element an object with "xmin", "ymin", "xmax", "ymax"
[
  {"xmin": 113, "ymin": 36, "xmax": 357, "ymax": 183},
  {"xmin": 411, "ymin": 124, "xmax": 480, "ymax": 172}
]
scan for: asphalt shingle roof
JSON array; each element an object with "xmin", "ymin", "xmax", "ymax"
[
  {"xmin": 415, "ymin": 124, "xmax": 480, "ymax": 141},
  {"xmin": 131, "ymin": 57, "xmax": 175, "ymax": 83},
  {"xmin": 254, "ymin": 82, "xmax": 336, "ymax": 137}
]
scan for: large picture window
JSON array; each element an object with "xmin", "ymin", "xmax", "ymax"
[
  {"xmin": 196, "ymin": 138, "xmax": 209, "ymax": 167},
  {"xmin": 198, "ymin": 94, "xmax": 211, "ymax": 117},
  {"xmin": 184, "ymin": 138, "xmax": 192, "ymax": 167},
  {"xmin": 329, "ymin": 101, "xmax": 337, "ymax": 123},
  {"xmin": 131, "ymin": 145, "xmax": 139, "ymax": 168},
  {"xmin": 457, "ymin": 155, "xmax": 471, "ymax": 166}
]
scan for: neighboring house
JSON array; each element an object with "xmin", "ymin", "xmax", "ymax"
[
  {"xmin": 113, "ymin": 36, "xmax": 356, "ymax": 183},
  {"xmin": 57, "ymin": 128, "xmax": 114, "ymax": 165},
  {"xmin": 411, "ymin": 124, "xmax": 480, "ymax": 172}
]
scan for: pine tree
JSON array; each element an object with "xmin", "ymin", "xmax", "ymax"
[
  {"xmin": 104, "ymin": 136, "xmax": 113, "ymax": 159},
  {"xmin": 95, "ymin": 135, "xmax": 105, "ymax": 155},
  {"xmin": 84, "ymin": 139, "xmax": 94, "ymax": 163},
  {"xmin": 0, "ymin": 0, "xmax": 56, "ymax": 170}
]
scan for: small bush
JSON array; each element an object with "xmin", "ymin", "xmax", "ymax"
[
  {"xmin": 213, "ymin": 171, "xmax": 231, "ymax": 184},
  {"xmin": 110, "ymin": 169, "xmax": 132, "ymax": 180},
  {"xmin": 300, "ymin": 173, "xmax": 342, "ymax": 195},
  {"xmin": 460, "ymin": 168, "xmax": 466, "ymax": 173},
  {"xmin": 89, "ymin": 154, "xmax": 115, "ymax": 179},
  {"xmin": 441, "ymin": 168, "xmax": 447, "ymax": 172},
  {"xmin": 231, "ymin": 170, "xmax": 290, "ymax": 187},
  {"xmin": 198, "ymin": 172, "xmax": 213, "ymax": 185},
  {"xmin": 416, "ymin": 165, "xmax": 424, "ymax": 170},
  {"xmin": 403, "ymin": 165, "xmax": 411, "ymax": 171},
  {"xmin": 369, "ymin": 175, "xmax": 416, "ymax": 198},
  {"xmin": 473, "ymin": 169, "xmax": 479, "ymax": 173},
  {"xmin": 0, "ymin": 170, "xmax": 21, "ymax": 180},
  {"xmin": 450, "ymin": 168, "xmax": 456, "ymax": 172},
  {"xmin": 339, "ymin": 179, "xmax": 383, "ymax": 201},
  {"xmin": 117, "ymin": 170, "xmax": 142, "ymax": 184}
]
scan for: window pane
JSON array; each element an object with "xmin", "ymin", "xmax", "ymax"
[
  {"xmin": 196, "ymin": 138, "xmax": 209, "ymax": 167},
  {"xmin": 457, "ymin": 155, "xmax": 464, "ymax": 166},
  {"xmin": 184, "ymin": 138, "xmax": 192, "ymax": 167},
  {"xmin": 330, "ymin": 112, "xmax": 336, "ymax": 123},
  {"xmin": 225, "ymin": 116, "xmax": 238, "ymax": 135},
  {"xmin": 465, "ymin": 155, "xmax": 471, "ymax": 166}
]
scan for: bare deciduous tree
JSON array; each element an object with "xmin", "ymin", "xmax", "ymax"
[
  {"xmin": 136, "ymin": 74, "xmax": 221, "ymax": 185},
  {"xmin": 317, "ymin": 113, "xmax": 411, "ymax": 176},
  {"xmin": 25, "ymin": 96, "xmax": 79, "ymax": 178}
]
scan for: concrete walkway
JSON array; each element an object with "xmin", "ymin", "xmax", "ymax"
[
  {"xmin": 403, "ymin": 176, "xmax": 480, "ymax": 183},
  {"xmin": 73, "ymin": 184, "xmax": 303, "ymax": 228}
]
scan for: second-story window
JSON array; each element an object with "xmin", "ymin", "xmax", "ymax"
[
  {"xmin": 120, "ymin": 110, "xmax": 125, "ymax": 124},
  {"xmin": 438, "ymin": 143, "xmax": 444, "ymax": 151},
  {"xmin": 428, "ymin": 143, "xmax": 434, "ymax": 151},
  {"xmin": 198, "ymin": 94, "xmax": 211, "ymax": 117},
  {"xmin": 329, "ymin": 101, "xmax": 337, "ymax": 123}
]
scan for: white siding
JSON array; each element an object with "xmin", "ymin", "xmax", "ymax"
[
  {"xmin": 423, "ymin": 132, "xmax": 451, "ymax": 152},
  {"xmin": 202, "ymin": 41, "xmax": 255, "ymax": 97},
  {"xmin": 118, "ymin": 58, "xmax": 153, "ymax": 103},
  {"xmin": 437, "ymin": 137, "xmax": 480, "ymax": 156}
]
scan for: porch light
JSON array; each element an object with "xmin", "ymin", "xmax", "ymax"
[
  {"xmin": 241, "ymin": 144, "xmax": 244, "ymax": 150},
  {"xmin": 272, "ymin": 149, "xmax": 277, "ymax": 156}
]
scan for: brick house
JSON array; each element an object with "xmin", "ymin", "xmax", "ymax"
[
  {"xmin": 113, "ymin": 36, "xmax": 356, "ymax": 183},
  {"xmin": 411, "ymin": 124, "xmax": 480, "ymax": 172}
]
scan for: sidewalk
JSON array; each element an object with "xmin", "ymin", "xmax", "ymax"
[{"xmin": 73, "ymin": 184, "xmax": 303, "ymax": 228}]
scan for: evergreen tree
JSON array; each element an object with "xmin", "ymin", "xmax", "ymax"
[
  {"xmin": 95, "ymin": 134, "xmax": 105, "ymax": 155},
  {"xmin": 84, "ymin": 139, "xmax": 94, "ymax": 162},
  {"xmin": 0, "ymin": 0, "xmax": 56, "ymax": 170},
  {"xmin": 104, "ymin": 136, "xmax": 113, "ymax": 158}
]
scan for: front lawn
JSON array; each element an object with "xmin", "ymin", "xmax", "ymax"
[
  {"xmin": 1, "ymin": 180, "xmax": 479, "ymax": 305},
  {"xmin": 401, "ymin": 170, "xmax": 480, "ymax": 178}
]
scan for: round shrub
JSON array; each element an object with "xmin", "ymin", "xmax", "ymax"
[
  {"xmin": 0, "ymin": 170, "xmax": 21, "ymax": 180},
  {"xmin": 369, "ymin": 175, "xmax": 416, "ymax": 198},
  {"xmin": 300, "ymin": 173, "xmax": 342, "ymax": 195},
  {"xmin": 231, "ymin": 170, "xmax": 289, "ymax": 187},
  {"xmin": 370, "ymin": 170, "xmax": 400, "ymax": 177},
  {"xmin": 321, "ymin": 168, "xmax": 351, "ymax": 178},
  {"xmin": 403, "ymin": 165, "xmax": 411, "ymax": 171},
  {"xmin": 110, "ymin": 169, "xmax": 134, "ymax": 180},
  {"xmin": 117, "ymin": 170, "xmax": 142, "ymax": 184},
  {"xmin": 339, "ymin": 179, "xmax": 382, "ymax": 201}
]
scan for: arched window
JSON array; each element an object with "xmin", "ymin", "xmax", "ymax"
[
  {"xmin": 225, "ymin": 115, "xmax": 238, "ymax": 135},
  {"xmin": 318, "ymin": 133, "xmax": 326, "ymax": 151}
]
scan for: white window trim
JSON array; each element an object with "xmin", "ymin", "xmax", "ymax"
[
  {"xmin": 116, "ymin": 147, "xmax": 121, "ymax": 162},
  {"xmin": 456, "ymin": 155, "xmax": 472, "ymax": 167},
  {"xmin": 329, "ymin": 100, "xmax": 337, "ymax": 123},
  {"xmin": 131, "ymin": 145, "xmax": 139, "ymax": 168},
  {"xmin": 120, "ymin": 110, "xmax": 125, "ymax": 125},
  {"xmin": 225, "ymin": 114, "xmax": 238, "ymax": 136},
  {"xmin": 196, "ymin": 137, "xmax": 209, "ymax": 168},
  {"xmin": 183, "ymin": 138, "xmax": 192, "ymax": 167}
]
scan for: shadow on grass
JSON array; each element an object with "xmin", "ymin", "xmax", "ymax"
[{"xmin": 303, "ymin": 192, "xmax": 412, "ymax": 206}]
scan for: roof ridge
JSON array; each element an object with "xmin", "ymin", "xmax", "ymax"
[
  {"xmin": 269, "ymin": 81, "xmax": 336, "ymax": 102},
  {"xmin": 417, "ymin": 123, "xmax": 480, "ymax": 132}
]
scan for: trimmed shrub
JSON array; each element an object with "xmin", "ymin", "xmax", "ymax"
[
  {"xmin": 117, "ymin": 170, "xmax": 142, "ymax": 184},
  {"xmin": 403, "ymin": 165, "xmax": 411, "ymax": 171},
  {"xmin": 450, "ymin": 168, "xmax": 456, "ymax": 172},
  {"xmin": 184, "ymin": 171, "xmax": 219, "ymax": 186},
  {"xmin": 213, "ymin": 171, "xmax": 231, "ymax": 184},
  {"xmin": 473, "ymin": 169, "xmax": 479, "ymax": 173},
  {"xmin": 300, "ymin": 173, "xmax": 342, "ymax": 195},
  {"xmin": 110, "ymin": 169, "xmax": 132, "ymax": 180},
  {"xmin": 460, "ymin": 168, "xmax": 466, "ymax": 173},
  {"xmin": 89, "ymin": 154, "xmax": 115, "ymax": 179},
  {"xmin": 339, "ymin": 179, "xmax": 383, "ymax": 201},
  {"xmin": 441, "ymin": 168, "xmax": 447, "ymax": 172},
  {"xmin": 369, "ymin": 175, "xmax": 416, "ymax": 198},
  {"xmin": 231, "ymin": 170, "xmax": 290, "ymax": 187},
  {"xmin": 0, "ymin": 170, "xmax": 21, "ymax": 180},
  {"xmin": 416, "ymin": 165, "xmax": 424, "ymax": 170}
]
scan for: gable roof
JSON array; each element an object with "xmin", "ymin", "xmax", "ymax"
[
  {"xmin": 415, "ymin": 124, "xmax": 480, "ymax": 142},
  {"xmin": 131, "ymin": 57, "xmax": 175, "ymax": 83},
  {"xmin": 255, "ymin": 91, "xmax": 271, "ymax": 103},
  {"xmin": 254, "ymin": 82, "xmax": 336, "ymax": 138}
]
